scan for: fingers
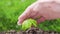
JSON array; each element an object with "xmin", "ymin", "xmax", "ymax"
[
  {"xmin": 17, "ymin": 8, "xmax": 32, "ymax": 25},
  {"xmin": 17, "ymin": 2, "xmax": 38, "ymax": 25}
]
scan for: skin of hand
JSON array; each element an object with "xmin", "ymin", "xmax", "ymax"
[{"xmin": 17, "ymin": 0, "xmax": 60, "ymax": 25}]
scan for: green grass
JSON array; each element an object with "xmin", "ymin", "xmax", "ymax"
[
  {"xmin": 38, "ymin": 19, "xmax": 60, "ymax": 32},
  {"xmin": 0, "ymin": 0, "xmax": 60, "ymax": 32},
  {"xmin": 0, "ymin": 0, "xmax": 36, "ymax": 31}
]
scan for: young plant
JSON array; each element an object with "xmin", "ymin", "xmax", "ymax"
[{"xmin": 21, "ymin": 19, "xmax": 37, "ymax": 31}]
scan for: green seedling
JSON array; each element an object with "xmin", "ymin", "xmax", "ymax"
[{"xmin": 22, "ymin": 19, "xmax": 37, "ymax": 31}]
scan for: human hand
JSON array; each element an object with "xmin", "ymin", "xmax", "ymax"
[{"xmin": 17, "ymin": 0, "xmax": 60, "ymax": 25}]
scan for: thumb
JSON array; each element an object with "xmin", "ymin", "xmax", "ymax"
[{"xmin": 37, "ymin": 17, "xmax": 46, "ymax": 24}]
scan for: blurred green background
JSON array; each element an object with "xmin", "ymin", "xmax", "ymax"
[
  {"xmin": 0, "ymin": 0, "xmax": 60, "ymax": 32},
  {"xmin": 0, "ymin": 0, "xmax": 36, "ymax": 31}
]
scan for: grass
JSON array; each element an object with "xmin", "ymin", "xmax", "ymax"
[
  {"xmin": 0, "ymin": 0, "xmax": 60, "ymax": 32},
  {"xmin": 0, "ymin": 0, "xmax": 36, "ymax": 31}
]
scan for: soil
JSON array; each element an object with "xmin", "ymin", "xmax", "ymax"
[{"xmin": 0, "ymin": 27, "xmax": 60, "ymax": 34}]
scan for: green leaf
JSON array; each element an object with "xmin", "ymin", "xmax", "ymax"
[{"xmin": 22, "ymin": 19, "xmax": 37, "ymax": 31}]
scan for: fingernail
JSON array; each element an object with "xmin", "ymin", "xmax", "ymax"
[{"xmin": 17, "ymin": 22, "xmax": 22, "ymax": 25}]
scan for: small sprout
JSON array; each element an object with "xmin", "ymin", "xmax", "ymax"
[{"xmin": 22, "ymin": 19, "xmax": 37, "ymax": 31}]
